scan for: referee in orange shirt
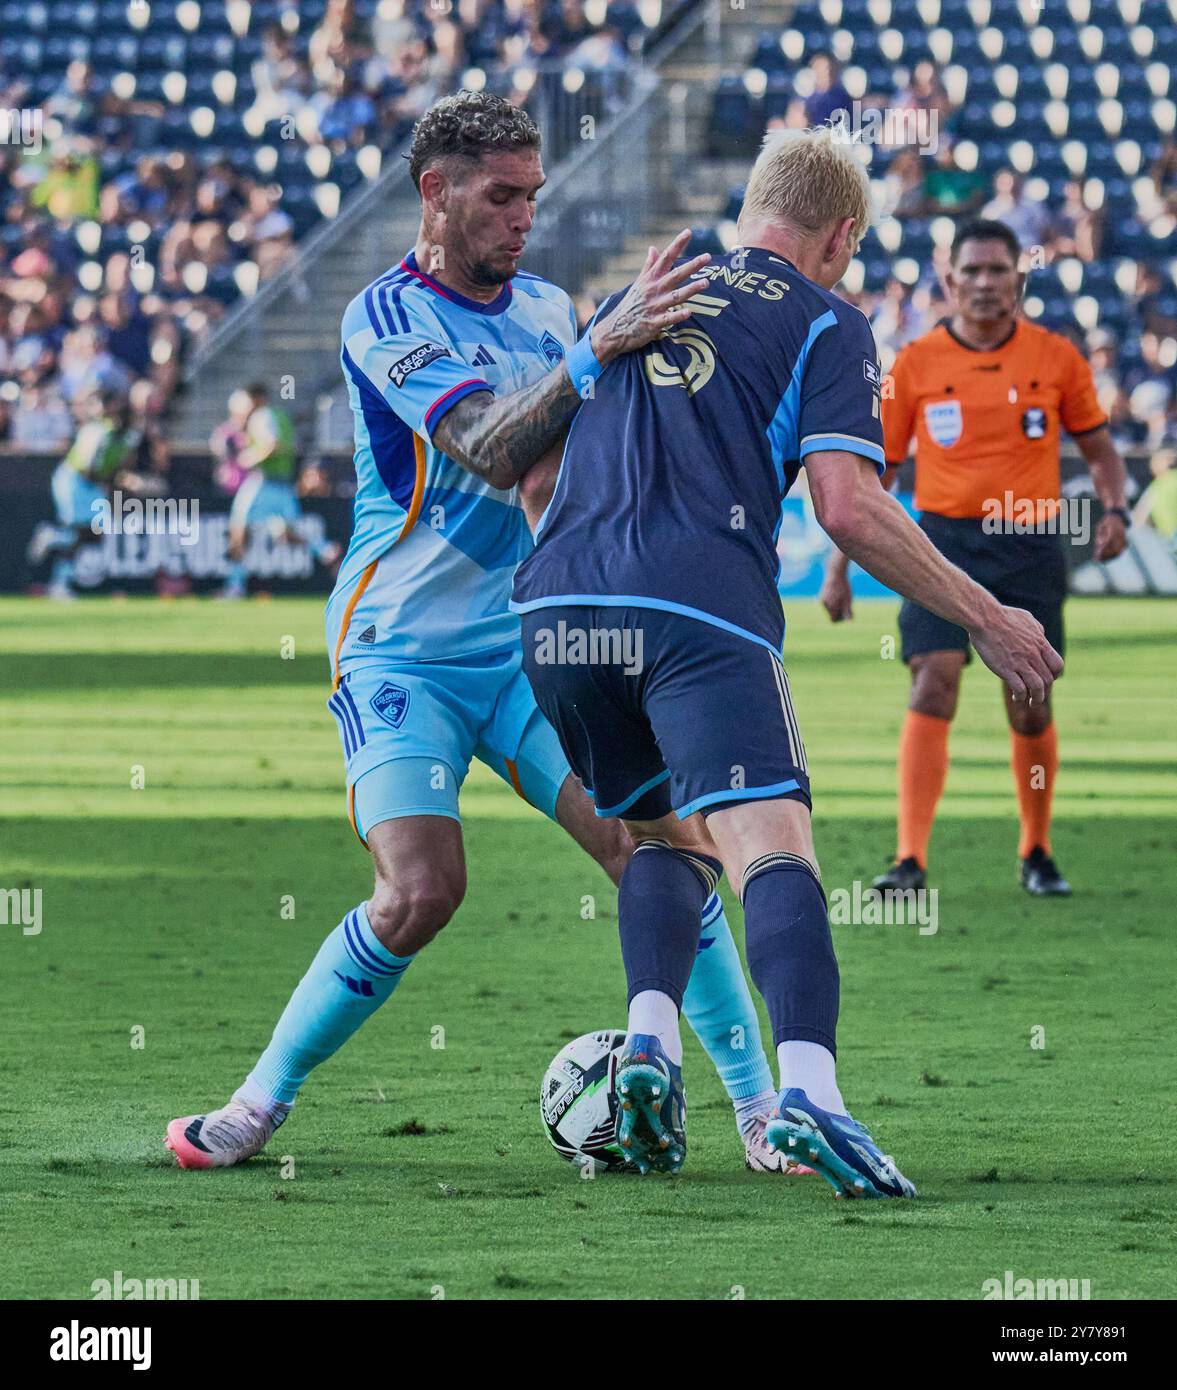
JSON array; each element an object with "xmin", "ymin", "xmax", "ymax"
[{"xmin": 822, "ymin": 219, "xmax": 1130, "ymax": 896}]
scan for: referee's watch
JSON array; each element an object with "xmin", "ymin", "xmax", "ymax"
[{"xmin": 1105, "ymin": 505, "xmax": 1131, "ymax": 526}]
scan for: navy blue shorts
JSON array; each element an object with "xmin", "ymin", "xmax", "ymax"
[
  {"xmin": 520, "ymin": 605, "xmax": 812, "ymax": 821},
  {"xmin": 900, "ymin": 513, "xmax": 1067, "ymax": 664}
]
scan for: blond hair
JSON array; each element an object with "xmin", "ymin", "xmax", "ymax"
[{"xmin": 740, "ymin": 126, "xmax": 871, "ymax": 247}]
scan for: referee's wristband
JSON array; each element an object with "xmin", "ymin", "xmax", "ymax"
[
  {"xmin": 1105, "ymin": 505, "xmax": 1130, "ymax": 526},
  {"xmin": 564, "ymin": 332, "xmax": 604, "ymax": 394}
]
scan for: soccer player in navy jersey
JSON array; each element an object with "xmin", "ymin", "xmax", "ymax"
[
  {"xmin": 513, "ymin": 127, "xmax": 1062, "ymax": 1196},
  {"xmin": 166, "ymin": 92, "xmax": 796, "ymax": 1174}
]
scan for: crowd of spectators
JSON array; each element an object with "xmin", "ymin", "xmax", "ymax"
[
  {"xmin": 733, "ymin": 50, "xmax": 1177, "ymax": 457},
  {"xmin": 1, "ymin": 0, "xmax": 662, "ymax": 450}
]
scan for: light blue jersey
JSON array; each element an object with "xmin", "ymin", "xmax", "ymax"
[{"xmin": 326, "ymin": 249, "xmax": 579, "ymax": 681}]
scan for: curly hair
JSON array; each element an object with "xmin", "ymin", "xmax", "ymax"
[{"xmin": 407, "ymin": 91, "xmax": 541, "ymax": 190}]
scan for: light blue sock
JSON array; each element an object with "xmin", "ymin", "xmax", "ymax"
[
  {"xmin": 240, "ymin": 902, "xmax": 414, "ymax": 1107},
  {"xmin": 223, "ymin": 559, "xmax": 247, "ymax": 595},
  {"xmin": 50, "ymin": 556, "xmax": 74, "ymax": 590},
  {"xmin": 682, "ymin": 893, "xmax": 776, "ymax": 1109}
]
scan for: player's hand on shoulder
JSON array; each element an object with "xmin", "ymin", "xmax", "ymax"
[
  {"xmin": 590, "ymin": 229, "xmax": 711, "ymax": 365},
  {"xmin": 970, "ymin": 604, "xmax": 1063, "ymax": 704}
]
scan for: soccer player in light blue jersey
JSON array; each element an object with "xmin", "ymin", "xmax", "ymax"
[{"xmin": 167, "ymin": 92, "xmax": 797, "ymax": 1174}]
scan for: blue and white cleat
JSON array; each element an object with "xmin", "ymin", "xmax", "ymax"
[
  {"xmin": 765, "ymin": 1088, "xmax": 916, "ymax": 1199},
  {"xmin": 614, "ymin": 1033, "xmax": 686, "ymax": 1175}
]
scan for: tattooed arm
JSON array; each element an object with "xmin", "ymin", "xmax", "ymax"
[{"xmin": 432, "ymin": 230, "xmax": 710, "ymax": 490}]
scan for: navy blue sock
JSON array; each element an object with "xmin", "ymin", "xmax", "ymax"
[
  {"xmin": 618, "ymin": 841, "xmax": 723, "ymax": 1008},
  {"xmin": 741, "ymin": 853, "xmax": 839, "ymax": 1055}
]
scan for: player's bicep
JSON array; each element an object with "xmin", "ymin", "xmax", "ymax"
[{"xmin": 797, "ymin": 311, "xmax": 887, "ymax": 476}]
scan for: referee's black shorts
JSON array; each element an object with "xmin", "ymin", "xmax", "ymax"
[{"xmin": 899, "ymin": 512, "xmax": 1067, "ymax": 665}]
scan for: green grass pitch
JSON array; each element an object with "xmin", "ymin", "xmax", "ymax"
[{"xmin": 1, "ymin": 594, "xmax": 1174, "ymax": 1300}]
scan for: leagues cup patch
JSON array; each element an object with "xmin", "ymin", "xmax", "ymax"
[
  {"xmin": 388, "ymin": 343, "xmax": 450, "ymax": 387},
  {"xmin": 370, "ymin": 682, "xmax": 410, "ymax": 728},
  {"xmin": 1022, "ymin": 406, "xmax": 1047, "ymax": 439},
  {"xmin": 925, "ymin": 398, "xmax": 963, "ymax": 447}
]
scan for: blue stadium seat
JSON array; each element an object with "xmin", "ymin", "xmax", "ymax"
[
  {"xmin": 763, "ymin": 73, "xmax": 793, "ymax": 124},
  {"xmin": 751, "ymin": 33, "xmax": 789, "ymax": 74},
  {"xmin": 707, "ymin": 76, "xmax": 761, "ymax": 157}
]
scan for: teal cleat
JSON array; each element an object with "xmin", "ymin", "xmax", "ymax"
[
  {"xmin": 614, "ymin": 1034, "xmax": 686, "ymax": 1175},
  {"xmin": 765, "ymin": 1088, "xmax": 916, "ymax": 1199}
]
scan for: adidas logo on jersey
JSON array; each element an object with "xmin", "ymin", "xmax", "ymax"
[
  {"xmin": 471, "ymin": 344, "xmax": 496, "ymax": 368},
  {"xmin": 357, "ymin": 625, "xmax": 377, "ymax": 644}
]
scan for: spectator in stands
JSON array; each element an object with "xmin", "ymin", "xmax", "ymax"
[
  {"xmin": 982, "ymin": 168, "xmax": 1053, "ymax": 250},
  {"xmin": 8, "ymin": 379, "xmax": 73, "ymax": 451},
  {"xmin": 234, "ymin": 187, "xmax": 297, "ymax": 281},
  {"xmin": 1051, "ymin": 179, "xmax": 1103, "ymax": 263},
  {"xmin": 250, "ymin": 26, "xmax": 309, "ymax": 127},
  {"xmin": 373, "ymin": 0, "xmax": 423, "ymax": 60},
  {"xmin": 309, "ymin": 0, "xmax": 372, "ymax": 81},
  {"xmin": 1125, "ymin": 330, "xmax": 1177, "ymax": 449},
  {"xmin": 1133, "ymin": 263, "xmax": 1177, "ymax": 338},
  {"xmin": 98, "ymin": 294, "xmax": 153, "ymax": 378},
  {"xmin": 7, "ymin": 302, "xmax": 57, "ymax": 384},
  {"xmin": 1133, "ymin": 447, "xmax": 1177, "ymax": 544},
  {"xmin": 44, "ymin": 60, "xmax": 102, "ymax": 137},
  {"xmin": 922, "ymin": 139, "xmax": 987, "ymax": 216},
  {"xmin": 1086, "ymin": 329, "xmax": 1125, "ymax": 427},
  {"xmin": 29, "ymin": 142, "xmax": 101, "ymax": 222},
  {"xmin": 871, "ymin": 276, "xmax": 922, "ymax": 354},
  {"xmin": 58, "ymin": 324, "xmax": 132, "ymax": 404},
  {"xmin": 883, "ymin": 148, "xmax": 930, "ymax": 219},
  {"xmin": 895, "ymin": 60, "xmax": 954, "ymax": 132},
  {"xmin": 101, "ymin": 157, "xmax": 173, "ymax": 230},
  {"xmin": 804, "ymin": 53, "xmax": 852, "ymax": 128},
  {"xmin": 314, "ymin": 68, "xmax": 378, "ymax": 147}
]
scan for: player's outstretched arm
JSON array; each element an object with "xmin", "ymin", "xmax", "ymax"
[
  {"xmin": 818, "ymin": 463, "xmax": 901, "ymax": 622},
  {"xmin": 807, "ymin": 450, "xmax": 1063, "ymax": 703},
  {"xmin": 433, "ymin": 230, "xmax": 710, "ymax": 491}
]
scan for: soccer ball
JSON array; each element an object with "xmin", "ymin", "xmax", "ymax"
[{"xmin": 540, "ymin": 1029, "xmax": 630, "ymax": 1172}]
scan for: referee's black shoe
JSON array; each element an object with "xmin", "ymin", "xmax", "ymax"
[
  {"xmin": 870, "ymin": 856, "xmax": 927, "ymax": 893},
  {"xmin": 1020, "ymin": 847, "xmax": 1072, "ymax": 897}
]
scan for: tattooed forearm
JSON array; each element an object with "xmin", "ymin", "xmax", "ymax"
[{"xmin": 431, "ymin": 364, "xmax": 583, "ymax": 490}]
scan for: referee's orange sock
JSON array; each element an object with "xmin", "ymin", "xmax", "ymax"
[
  {"xmin": 1010, "ymin": 723, "xmax": 1058, "ymax": 858},
  {"xmin": 897, "ymin": 710, "xmax": 951, "ymax": 868}
]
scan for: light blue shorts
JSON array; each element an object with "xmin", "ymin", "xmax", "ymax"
[
  {"xmin": 52, "ymin": 464, "xmax": 104, "ymax": 528},
  {"xmin": 328, "ymin": 647, "xmax": 572, "ymax": 844},
  {"xmin": 230, "ymin": 473, "xmax": 301, "ymax": 530}
]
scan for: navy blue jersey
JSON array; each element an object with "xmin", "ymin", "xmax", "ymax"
[{"xmin": 510, "ymin": 246, "xmax": 885, "ymax": 653}]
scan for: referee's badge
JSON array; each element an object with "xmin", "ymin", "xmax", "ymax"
[
  {"xmin": 1022, "ymin": 407, "xmax": 1047, "ymax": 439},
  {"xmin": 924, "ymin": 399, "xmax": 962, "ymax": 447}
]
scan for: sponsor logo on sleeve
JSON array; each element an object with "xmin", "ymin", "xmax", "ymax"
[
  {"xmin": 863, "ymin": 359, "xmax": 882, "ymax": 388},
  {"xmin": 388, "ymin": 343, "xmax": 450, "ymax": 387}
]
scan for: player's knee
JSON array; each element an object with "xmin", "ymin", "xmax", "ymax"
[
  {"xmin": 367, "ymin": 873, "xmax": 465, "ymax": 955},
  {"xmin": 909, "ymin": 656, "xmax": 961, "ymax": 720},
  {"xmin": 1007, "ymin": 694, "xmax": 1052, "ymax": 736}
]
